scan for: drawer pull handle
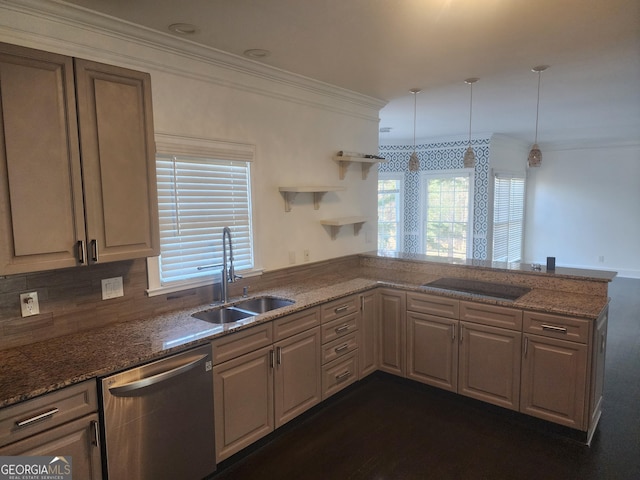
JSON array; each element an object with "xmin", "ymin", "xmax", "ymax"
[
  {"xmin": 334, "ymin": 305, "xmax": 349, "ymax": 314},
  {"xmin": 335, "ymin": 324, "xmax": 350, "ymax": 334},
  {"xmin": 335, "ymin": 343, "xmax": 349, "ymax": 353},
  {"xmin": 336, "ymin": 370, "xmax": 351, "ymax": 381},
  {"xmin": 90, "ymin": 239, "xmax": 99, "ymax": 262},
  {"xmin": 277, "ymin": 346, "xmax": 282, "ymax": 365},
  {"xmin": 16, "ymin": 408, "xmax": 59, "ymax": 428},
  {"xmin": 541, "ymin": 324, "xmax": 568, "ymax": 334},
  {"xmin": 91, "ymin": 420, "xmax": 100, "ymax": 447},
  {"xmin": 77, "ymin": 240, "xmax": 86, "ymax": 264}
]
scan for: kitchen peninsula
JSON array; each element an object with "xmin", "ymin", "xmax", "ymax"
[{"xmin": 0, "ymin": 253, "xmax": 615, "ymax": 466}]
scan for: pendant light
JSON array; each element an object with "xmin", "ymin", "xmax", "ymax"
[
  {"xmin": 463, "ymin": 78, "xmax": 479, "ymax": 168},
  {"xmin": 528, "ymin": 65, "xmax": 548, "ymax": 167},
  {"xmin": 408, "ymin": 88, "xmax": 421, "ymax": 172}
]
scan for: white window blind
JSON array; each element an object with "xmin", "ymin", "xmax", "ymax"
[
  {"xmin": 493, "ymin": 173, "xmax": 525, "ymax": 263},
  {"xmin": 156, "ymin": 155, "xmax": 253, "ymax": 284}
]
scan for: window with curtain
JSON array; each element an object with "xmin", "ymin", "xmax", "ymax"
[
  {"xmin": 492, "ymin": 172, "xmax": 525, "ymax": 263},
  {"xmin": 378, "ymin": 173, "xmax": 404, "ymax": 251},
  {"xmin": 421, "ymin": 170, "xmax": 474, "ymax": 259},
  {"xmin": 147, "ymin": 134, "xmax": 255, "ymax": 295}
]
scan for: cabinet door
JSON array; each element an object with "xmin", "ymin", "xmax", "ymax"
[
  {"xmin": 0, "ymin": 414, "xmax": 102, "ymax": 480},
  {"xmin": 274, "ymin": 327, "xmax": 321, "ymax": 428},
  {"xmin": 588, "ymin": 308, "xmax": 608, "ymax": 433},
  {"xmin": 74, "ymin": 59, "xmax": 159, "ymax": 263},
  {"xmin": 0, "ymin": 43, "xmax": 85, "ymax": 274},
  {"xmin": 359, "ymin": 291, "xmax": 378, "ymax": 378},
  {"xmin": 378, "ymin": 288, "xmax": 406, "ymax": 376},
  {"xmin": 213, "ymin": 346, "xmax": 274, "ymax": 462},
  {"xmin": 521, "ymin": 333, "xmax": 588, "ymax": 430},
  {"xmin": 459, "ymin": 321, "xmax": 522, "ymax": 411},
  {"xmin": 407, "ymin": 312, "xmax": 458, "ymax": 392}
]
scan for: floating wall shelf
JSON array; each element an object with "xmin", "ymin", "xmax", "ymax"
[
  {"xmin": 333, "ymin": 155, "xmax": 387, "ymax": 180},
  {"xmin": 278, "ymin": 186, "xmax": 346, "ymax": 212},
  {"xmin": 320, "ymin": 216, "xmax": 368, "ymax": 240}
]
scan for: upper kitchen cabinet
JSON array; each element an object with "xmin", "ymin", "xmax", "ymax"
[{"xmin": 0, "ymin": 43, "xmax": 159, "ymax": 275}]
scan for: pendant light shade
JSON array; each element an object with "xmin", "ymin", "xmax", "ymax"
[
  {"xmin": 463, "ymin": 78, "xmax": 478, "ymax": 168},
  {"xmin": 528, "ymin": 65, "xmax": 548, "ymax": 168},
  {"xmin": 408, "ymin": 88, "xmax": 421, "ymax": 172}
]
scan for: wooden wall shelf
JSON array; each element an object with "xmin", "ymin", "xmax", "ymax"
[
  {"xmin": 333, "ymin": 155, "xmax": 387, "ymax": 180},
  {"xmin": 278, "ymin": 186, "xmax": 346, "ymax": 212},
  {"xmin": 320, "ymin": 216, "xmax": 367, "ymax": 240}
]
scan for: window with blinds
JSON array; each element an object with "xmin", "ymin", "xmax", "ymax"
[
  {"xmin": 147, "ymin": 134, "xmax": 255, "ymax": 294},
  {"xmin": 492, "ymin": 173, "xmax": 525, "ymax": 263}
]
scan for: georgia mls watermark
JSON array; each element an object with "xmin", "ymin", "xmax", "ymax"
[{"xmin": 0, "ymin": 456, "xmax": 72, "ymax": 480}]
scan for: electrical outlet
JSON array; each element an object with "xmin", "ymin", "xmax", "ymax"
[
  {"xmin": 20, "ymin": 292, "xmax": 40, "ymax": 317},
  {"xmin": 598, "ymin": 255, "xmax": 605, "ymax": 263},
  {"xmin": 303, "ymin": 249, "xmax": 310, "ymax": 262},
  {"xmin": 102, "ymin": 277, "xmax": 124, "ymax": 300}
]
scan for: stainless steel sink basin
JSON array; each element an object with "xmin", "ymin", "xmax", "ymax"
[
  {"xmin": 192, "ymin": 307, "xmax": 254, "ymax": 324},
  {"xmin": 192, "ymin": 296, "xmax": 295, "ymax": 324},
  {"xmin": 422, "ymin": 277, "xmax": 530, "ymax": 302},
  {"xmin": 232, "ymin": 296, "xmax": 295, "ymax": 314}
]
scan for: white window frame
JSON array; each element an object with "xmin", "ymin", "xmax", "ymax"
[
  {"xmin": 147, "ymin": 133, "xmax": 260, "ymax": 297},
  {"xmin": 419, "ymin": 169, "xmax": 475, "ymax": 259},
  {"xmin": 492, "ymin": 170, "xmax": 526, "ymax": 263},
  {"xmin": 377, "ymin": 172, "xmax": 405, "ymax": 252}
]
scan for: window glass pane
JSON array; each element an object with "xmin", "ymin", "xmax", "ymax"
[
  {"xmin": 378, "ymin": 176, "xmax": 403, "ymax": 252},
  {"xmin": 423, "ymin": 173, "xmax": 471, "ymax": 259},
  {"xmin": 492, "ymin": 173, "xmax": 525, "ymax": 262}
]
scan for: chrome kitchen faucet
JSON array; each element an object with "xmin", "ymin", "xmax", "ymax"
[{"xmin": 220, "ymin": 226, "xmax": 241, "ymax": 303}]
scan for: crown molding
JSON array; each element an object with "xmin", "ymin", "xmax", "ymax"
[{"xmin": 0, "ymin": 0, "xmax": 387, "ymax": 121}]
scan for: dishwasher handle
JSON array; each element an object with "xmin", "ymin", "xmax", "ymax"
[{"xmin": 108, "ymin": 354, "xmax": 209, "ymax": 396}]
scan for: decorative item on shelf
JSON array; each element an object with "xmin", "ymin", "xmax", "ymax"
[
  {"xmin": 334, "ymin": 151, "xmax": 386, "ymax": 180},
  {"xmin": 463, "ymin": 78, "xmax": 479, "ymax": 168},
  {"xmin": 528, "ymin": 65, "xmax": 549, "ymax": 168},
  {"xmin": 408, "ymin": 88, "xmax": 421, "ymax": 172}
]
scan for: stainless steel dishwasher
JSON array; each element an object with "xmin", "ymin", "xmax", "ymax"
[{"xmin": 101, "ymin": 344, "xmax": 216, "ymax": 480}]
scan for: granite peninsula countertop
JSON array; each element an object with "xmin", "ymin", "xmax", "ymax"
[{"xmin": 0, "ymin": 263, "xmax": 612, "ymax": 408}]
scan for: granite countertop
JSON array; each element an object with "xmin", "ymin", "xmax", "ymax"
[{"xmin": 0, "ymin": 265, "xmax": 610, "ymax": 408}]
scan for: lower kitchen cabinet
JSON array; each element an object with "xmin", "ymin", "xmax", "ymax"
[
  {"xmin": 458, "ymin": 321, "xmax": 522, "ymax": 411},
  {"xmin": 0, "ymin": 380, "xmax": 101, "ymax": 479},
  {"xmin": 520, "ymin": 333, "xmax": 588, "ymax": 429},
  {"xmin": 588, "ymin": 307, "xmax": 608, "ymax": 436},
  {"xmin": 359, "ymin": 291, "xmax": 378, "ymax": 378},
  {"xmin": 212, "ymin": 309, "xmax": 321, "ymax": 462},
  {"xmin": 0, "ymin": 414, "xmax": 102, "ymax": 479},
  {"xmin": 406, "ymin": 311, "xmax": 458, "ymax": 392},
  {"xmin": 378, "ymin": 288, "xmax": 406, "ymax": 376}
]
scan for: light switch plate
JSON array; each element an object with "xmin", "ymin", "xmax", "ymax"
[
  {"xmin": 20, "ymin": 292, "xmax": 40, "ymax": 317},
  {"xmin": 102, "ymin": 277, "xmax": 124, "ymax": 300}
]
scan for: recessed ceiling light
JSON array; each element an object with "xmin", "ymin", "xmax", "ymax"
[
  {"xmin": 243, "ymin": 49, "xmax": 271, "ymax": 59},
  {"xmin": 168, "ymin": 23, "xmax": 198, "ymax": 35}
]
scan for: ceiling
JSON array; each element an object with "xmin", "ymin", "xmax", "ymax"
[{"xmin": 63, "ymin": 0, "xmax": 640, "ymax": 146}]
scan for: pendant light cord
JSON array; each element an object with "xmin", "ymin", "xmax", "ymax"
[
  {"xmin": 468, "ymin": 81, "xmax": 473, "ymax": 146},
  {"xmin": 413, "ymin": 92, "xmax": 417, "ymax": 151},
  {"xmin": 534, "ymin": 69, "xmax": 542, "ymax": 144}
]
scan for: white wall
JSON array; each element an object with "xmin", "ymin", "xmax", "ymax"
[
  {"xmin": 0, "ymin": 0, "xmax": 384, "ymax": 272},
  {"xmin": 524, "ymin": 144, "xmax": 640, "ymax": 278}
]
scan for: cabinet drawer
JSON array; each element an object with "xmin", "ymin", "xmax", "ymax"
[
  {"xmin": 211, "ymin": 322, "xmax": 273, "ymax": 365},
  {"xmin": 460, "ymin": 301, "xmax": 523, "ymax": 331},
  {"xmin": 407, "ymin": 292, "xmax": 459, "ymax": 319},
  {"xmin": 322, "ymin": 352, "xmax": 358, "ymax": 399},
  {"xmin": 322, "ymin": 332, "xmax": 358, "ymax": 365},
  {"xmin": 321, "ymin": 295, "xmax": 359, "ymax": 323},
  {"xmin": 523, "ymin": 311, "xmax": 590, "ymax": 344},
  {"xmin": 321, "ymin": 313, "xmax": 358, "ymax": 344},
  {"xmin": 273, "ymin": 307, "xmax": 320, "ymax": 342},
  {"xmin": 0, "ymin": 380, "xmax": 98, "ymax": 448}
]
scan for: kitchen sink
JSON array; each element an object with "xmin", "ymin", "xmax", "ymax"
[
  {"xmin": 192, "ymin": 307, "xmax": 254, "ymax": 324},
  {"xmin": 192, "ymin": 296, "xmax": 296, "ymax": 324},
  {"xmin": 231, "ymin": 296, "xmax": 295, "ymax": 314},
  {"xmin": 422, "ymin": 277, "xmax": 531, "ymax": 302}
]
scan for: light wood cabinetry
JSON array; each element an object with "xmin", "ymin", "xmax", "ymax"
[
  {"xmin": 0, "ymin": 380, "xmax": 101, "ymax": 479},
  {"xmin": 406, "ymin": 292, "xmax": 459, "ymax": 392},
  {"xmin": 588, "ymin": 306, "xmax": 608, "ymax": 440},
  {"xmin": 458, "ymin": 301, "xmax": 522, "ymax": 411},
  {"xmin": 0, "ymin": 42, "xmax": 158, "ymax": 275},
  {"xmin": 212, "ymin": 308, "xmax": 321, "ymax": 462},
  {"xmin": 378, "ymin": 288, "xmax": 406, "ymax": 376},
  {"xmin": 521, "ymin": 310, "xmax": 590, "ymax": 430},
  {"xmin": 359, "ymin": 291, "xmax": 378, "ymax": 378},
  {"xmin": 320, "ymin": 295, "xmax": 359, "ymax": 398}
]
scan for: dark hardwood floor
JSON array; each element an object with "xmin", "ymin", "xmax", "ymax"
[{"xmin": 211, "ymin": 277, "xmax": 640, "ymax": 480}]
